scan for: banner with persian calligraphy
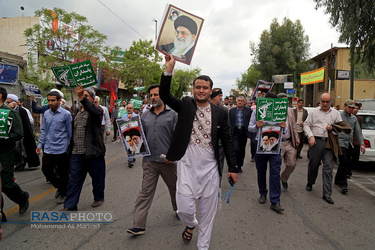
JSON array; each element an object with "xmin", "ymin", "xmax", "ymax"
[
  {"xmin": 51, "ymin": 60, "xmax": 97, "ymax": 88},
  {"xmin": 256, "ymin": 97, "xmax": 288, "ymax": 122}
]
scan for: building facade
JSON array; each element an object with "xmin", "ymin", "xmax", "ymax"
[{"xmin": 303, "ymin": 47, "xmax": 375, "ymax": 108}]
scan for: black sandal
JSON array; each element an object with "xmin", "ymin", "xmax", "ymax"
[{"xmin": 182, "ymin": 226, "xmax": 195, "ymax": 243}]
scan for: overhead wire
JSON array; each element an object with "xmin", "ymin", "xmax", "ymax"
[{"xmin": 97, "ymin": 0, "xmax": 146, "ymax": 39}]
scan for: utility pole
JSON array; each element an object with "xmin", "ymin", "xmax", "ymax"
[{"xmin": 152, "ymin": 19, "xmax": 157, "ymax": 42}]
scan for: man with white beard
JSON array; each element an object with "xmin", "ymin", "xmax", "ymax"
[{"xmin": 158, "ymin": 15, "xmax": 197, "ymax": 63}]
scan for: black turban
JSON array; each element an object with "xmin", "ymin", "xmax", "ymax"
[{"xmin": 174, "ymin": 15, "xmax": 198, "ymax": 35}]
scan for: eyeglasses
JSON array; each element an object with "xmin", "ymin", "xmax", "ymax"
[
  {"xmin": 174, "ymin": 30, "xmax": 190, "ymax": 37},
  {"xmin": 321, "ymin": 100, "xmax": 330, "ymax": 103}
]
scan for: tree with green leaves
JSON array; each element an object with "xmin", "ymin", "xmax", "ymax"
[
  {"xmin": 170, "ymin": 67, "xmax": 201, "ymax": 99},
  {"xmin": 250, "ymin": 17, "xmax": 310, "ymax": 84},
  {"xmin": 236, "ymin": 65, "xmax": 261, "ymax": 90},
  {"xmin": 120, "ymin": 39, "xmax": 163, "ymax": 91},
  {"xmin": 22, "ymin": 7, "xmax": 119, "ymax": 96},
  {"xmin": 314, "ymin": 0, "xmax": 375, "ymax": 72}
]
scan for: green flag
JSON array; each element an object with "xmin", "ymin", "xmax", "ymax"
[
  {"xmin": 130, "ymin": 99, "xmax": 143, "ymax": 109},
  {"xmin": 51, "ymin": 60, "xmax": 98, "ymax": 89}
]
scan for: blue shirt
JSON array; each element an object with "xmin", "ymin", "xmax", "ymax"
[
  {"xmin": 235, "ymin": 108, "xmax": 244, "ymax": 127},
  {"xmin": 38, "ymin": 106, "xmax": 72, "ymax": 154},
  {"xmin": 121, "ymin": 112, "xmax": 139, "ymax": 119},
  {"xmin": 32, "ymin": 101, "xmax": 49, "ymax": 114}
]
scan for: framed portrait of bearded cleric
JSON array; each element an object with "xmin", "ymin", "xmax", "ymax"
[
  {"xmin": 116, "ymin": 116, "xmax": 150, "ymax": 158},
  {"xmin": 256, "ymin": 123, "xmax": 283, "ymax": 155},
  {"xmin": 155, "ymin": 4, "xmax": 204, "ymax": 65}
]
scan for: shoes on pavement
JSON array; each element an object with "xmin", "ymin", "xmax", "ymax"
[
  {"xmin": 282, "ymin": 181, "xmax": 288, "ymax": 189},
  {"xmin": 306, "ymin": 184, "xmax": 312, "ymax": 191},
  {"xmin": 59, "ymin": 208, "xmax": 78, "ymax": 211},
  {"xmin": 297, "ymin": 155, "xmax": 302, "ymax": 159},
  {"xmin": 322, "ymin": 196, "xmax": 334, "ymax": 204},
  {"xmin": 127, "ymin": 227, "xmax": 145, "ymax": 236},
  {"xmin": 251, "ymin": 158, "xmax": 255, "ymax": 162},
  {"xmin": 14, "ymin": 164, "xmax": 25, "ymax": 172},
  {"xmin": 238, "ymin": 167, "xmax": 243, "ymax": 173},
  {"xmin": 57, "ymin": 196, "xmax": 66, "ymax": 204},
  {"xmin": 258, "ymin": 195, "xmax": 266, "ymax": 204},
  {"xmin": 270, "ymin": 203, "xmax": 284, "ymax": 212},
  {"xmin": 92, "ymin": 200, "xmax": 104, "ymax": 207},
  {"xmin": 128, "ymin": 162, "xmax": 134, "ymax": 168},
  {"xmin": 112, "ymin": 139, "xmax": 116, "ymax": 142},
  {"xmin": 19, "ymin": 192, "xmax": 29, "ymax": 214},
  {"xmin": 55, "ymin": 190, "xmax": 61, "ymax": 199},
  {"xmin": 340, "ymin": 186, "xmax": 348, "ymax": 194}
]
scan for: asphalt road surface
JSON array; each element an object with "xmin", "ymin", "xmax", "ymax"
[{"xmin": 1, "ymin": 135, "xmax": 375, "ymax": 249}]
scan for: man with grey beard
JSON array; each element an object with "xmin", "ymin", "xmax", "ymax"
[
  {"xmin": 158, "ymin": 15, "xmax": 197, "ymax": 63},
  {"xmin": 127, "ymin": 84, "xmax": 178, "ymax": 236}
]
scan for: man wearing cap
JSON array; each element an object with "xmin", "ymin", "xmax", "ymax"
[
  {"xmin": 229, "ymin": 96, "xmax": 252, "ymax": 173},
  {"xmin": 304, "ymin": 93, "xmax": 342, "ymax": 204},
  {"xmin": 60, "ymin": 87, "xmax": 106, "ymax": 211},
  {"xmin": 158, "ymin": 15, "xmax": 198, "ymax": 63},
  {"xmin": 334, "ymin": 99, "xmax": 365, "ymax": 194},
  {"xmin": 0, "ymin": 87, "xmax": 29, "ymax": 218},
  {"xmin": 36, "ymin": 91, "xmax": 72, "ymax": 204}
]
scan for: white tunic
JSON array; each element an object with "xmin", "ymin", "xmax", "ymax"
[{"xmin": 177, "ymin": 105, "xmax": 219, "ymax": 198}]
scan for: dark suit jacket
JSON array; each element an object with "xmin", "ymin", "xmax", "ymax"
[
  {"xmin": 158, "ymin": 43, "xmax": 194, "ymax": 64},
  {"xmin": 229, "ymin": 106, "xmax": 252, "ymax": 138},
  {"xmin": 68, "ymin": 98, "xmax": 105, "ymax": 158},
  {"xmin": 293, "ymin": 107, "xmax": 308, "ymax": 125},
  {"xmin": 159, "ymin": 74, "xmax": 238, "ymax": 176},
  {"xmin": 16, "ymin": 106, "xmax": 40, "ymax": 167}
]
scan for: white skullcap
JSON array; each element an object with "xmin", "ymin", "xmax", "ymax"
[
  {"xmin": 50, "ymin": 88, "xmax": 64, "ymax": 98},
  {"xmin": 7, "ymin": 94, "xmax": 18, "ymax": 102}
]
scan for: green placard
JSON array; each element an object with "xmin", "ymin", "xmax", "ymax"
[
  {"xmin": 0, "ymin": 109, "xmax": 11, "ymax": 138},
  {"xmin": 130, "ymin": 99, "xmax": 142, "ymax": 109},
  {"xmin": 41, "ymin": 97, "xmax": 48, "ymax": 106},
  {"xmin": 256, "ymin": 97, "xmax": 288, "ymax": 122},
  {"xmin": 118, "ymin": 109, "xmax": 127, "ymax": 118},
  {"xmin": 116, "ymin": 99, "xmax": 128, "ymax": 107},
  {"xmin": 51, "ymin": 60, "xmax": 98, "ymax": 89},
  {"xmin": 134, "ymin": 86, "xmax": 146, "ymax": 91}
]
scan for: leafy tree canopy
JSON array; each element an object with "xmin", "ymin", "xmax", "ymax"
[
  {"xmin": 22, "ymin": 7, "xmax": 120, "ymax": 95},
  {"xmin": 120, "ymin": 39, "xmax": 163, "ymax": 91},
  {"xmin": 171, "ymin": 67, "xmax": 201, "ymax": 99},
  {"xmin": 250, "ymin": 17, "xmax": 310, "ymax": 82},
  {"xmin": 315, "ymin": 0, "xmax": 375, "ymax": 72},
  {"xmin": 236, "ymin": 65, "xmax": 261, "ymax": 90}
]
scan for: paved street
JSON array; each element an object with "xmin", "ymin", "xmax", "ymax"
[{"xmin": 2, "ymin": 134, "xmax": 375, "ymax": 249}]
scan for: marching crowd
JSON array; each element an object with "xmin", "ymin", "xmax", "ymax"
[{"xmin": 0, "ymin": 57, "xmax": 366, "ymax": 248}]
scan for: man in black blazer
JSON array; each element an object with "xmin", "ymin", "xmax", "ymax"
[
  {"xmin": 229, "ymin": 96, "xmax": 252, "ymax": 173},
  {"xmin": 159, "ymin": 56, "xmax": 238, "ymax": 249},
  {"xmin": 293, "ymin": 99, "xmax": 309, "ymax": 159}
]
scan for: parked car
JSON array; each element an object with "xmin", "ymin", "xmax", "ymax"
[{"xmin": 357, "ymin": 110, "xmax": 375, "ymax": 162}]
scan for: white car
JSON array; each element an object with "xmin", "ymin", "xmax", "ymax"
[{"xmin": 357, "ymin": 110, "xmax": 375, "ymax": 162}]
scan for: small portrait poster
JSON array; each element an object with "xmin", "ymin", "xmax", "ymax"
[
  {"xmin": 256, "ymin": 124, "xmax": 283, "ymax": 154},
  {"xmin": 155, "ymin": 4, "xmax": 204, "ymax": 65},
  {"xmin": 256, "ymin": 97, "xmax": 288, "ymax": 122},
  {"xmin": 250, "ymin": 80, "xmax": 275, "ymax": 101},
  {"xmin": 21, "ymin": 81, "xmax": 43, "ymax": 99},
  {"xmin": 116, "ymin": 116, "xmax": 150, "ymax": 158}
]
